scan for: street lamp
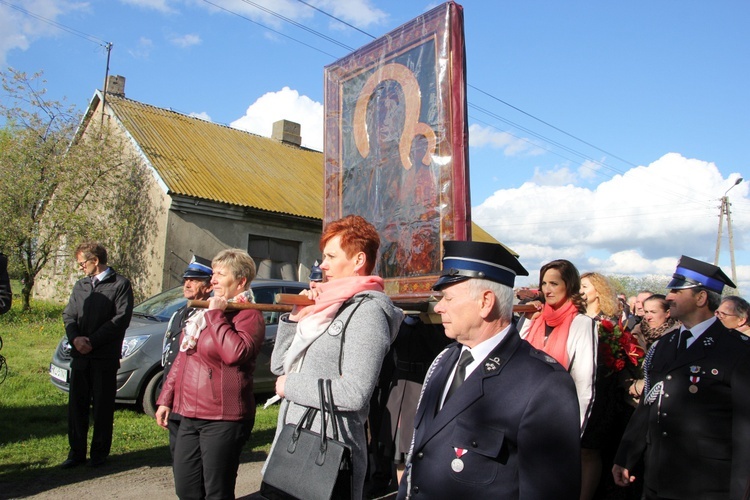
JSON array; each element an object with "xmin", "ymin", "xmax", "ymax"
[{"xmin": 714, "ymin": 177, "xmax": 743, "ymax": 291}]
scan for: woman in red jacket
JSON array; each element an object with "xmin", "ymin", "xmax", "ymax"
[{"xmin": 156, "ymin": 249, "xmax": 265, "ymax": 500}]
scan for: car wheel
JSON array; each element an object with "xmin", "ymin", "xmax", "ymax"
[{"xmin": 142, "ymin": 370, "xmax": 164, "ymax": 418}]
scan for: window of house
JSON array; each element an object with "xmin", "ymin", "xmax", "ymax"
[{"xmin": 248, "ymin": 236, "xmax": 300, "ymax": 280}]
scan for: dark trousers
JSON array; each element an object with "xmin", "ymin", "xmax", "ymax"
[
  {"xmin": 67, "ymin": 363, "xmax": 118, "ymax": 461},
  {"xmin": 173, "ymin": 417, "xmax": 252, "ymax": 500},
  {"xmin": 168, "ymin": 414, "xmax": 182, "ymax": 458}
]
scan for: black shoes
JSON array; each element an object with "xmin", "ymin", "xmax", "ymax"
[
  {"xmin": 60, "ymin": 457, "xmax": 107, "ymax": 468},
  {"xmin": 60, "ymin": 458, "xmax": 85, "ymax": 469}
]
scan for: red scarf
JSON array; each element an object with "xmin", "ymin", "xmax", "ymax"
[{"xmin": 526, "ymin": 300, "xmax": 578, "ymax": 369}]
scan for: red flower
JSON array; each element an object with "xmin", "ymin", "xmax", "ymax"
[
  {"xmin": 600, "ymin": 319, "xmax": 615, "ymax": 333},
  {"xmin": 597, "ymin": 317, "xmax": 644, "ymax": 376}
]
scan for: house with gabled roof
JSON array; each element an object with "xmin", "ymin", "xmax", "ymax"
[{"xmin": 38, "ymin": 75, "xmax": 505, "ymax": 301}]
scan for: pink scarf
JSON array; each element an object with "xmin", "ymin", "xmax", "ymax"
[
  {"xmin": 526, "ymin": 300, "xmax": 578, "ymax": 369},
  {"xmin": 282, "ymin": 275, "xmax": 384, "ymax": 374}
]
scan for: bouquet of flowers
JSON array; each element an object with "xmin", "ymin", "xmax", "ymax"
[{"xmin": 598, "ymin": 317, "xmax": 644, "ymax": 376}]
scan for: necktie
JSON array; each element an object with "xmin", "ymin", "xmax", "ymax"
[
  {"xmin": 91, "ymin": 278, "xmax": 99, "ymax": 289},
  {"xmin": 445, "ymin": 350, "xmax": 474, "ymax": 402},
  {"xmin": 677, "ymin": 330, "xmax": 692, "ymax": 352}
]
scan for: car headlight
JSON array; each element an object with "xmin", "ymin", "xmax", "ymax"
[{"xmin": 121, "ymin": 335, "xmax": 150, "ymax": 359}]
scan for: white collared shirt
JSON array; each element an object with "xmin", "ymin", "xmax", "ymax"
[
  {"xmin": 681, "ymin": 316, "xmax": 717, "ymax": 349},
  {"xmin": 440, "ymin": 324, "xmax": 512, "ymax": 408}
]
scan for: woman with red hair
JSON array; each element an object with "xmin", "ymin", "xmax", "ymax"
[{"xmin": 264, "ymin": 215, "xmax": 404, "ymax": 500}]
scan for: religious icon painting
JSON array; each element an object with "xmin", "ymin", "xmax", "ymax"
[{"xmin": 324, "ymin": 1, "xmax": 470, "ymax": 299}]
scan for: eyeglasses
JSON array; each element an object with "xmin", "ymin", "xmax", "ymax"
[
  {"xmin": 715, "ymin": 310, "xmax": 738, "ymax": 319},
  {"xmin": 77, "ymin": 258, "xmax": 94, "ymax": 268}
]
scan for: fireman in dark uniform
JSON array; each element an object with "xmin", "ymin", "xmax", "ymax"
[
  {"xmin": 398, "ymin": 241, "xmax": 581, "ymax": 499},
  {"xmin": 613, "ymin": 255, "xmax": 750, "ymax": 499},
  {"xmin": 161, "ymin": 255, "xmax": 213, "ymax": 457}
]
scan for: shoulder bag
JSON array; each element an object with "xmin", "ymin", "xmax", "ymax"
[{"xmin": 260, "ymin": 378, "xmax": 353, "ymax": 500}]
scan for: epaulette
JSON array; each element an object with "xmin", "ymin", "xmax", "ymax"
[{"xmin": 529, "ymin": 348, "xmax": 560, "ymax": 366}]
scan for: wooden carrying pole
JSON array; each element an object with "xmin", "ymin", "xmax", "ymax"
[{"xmin": 187, "ymin": 295, "xmax": 538, "ymax": 315}]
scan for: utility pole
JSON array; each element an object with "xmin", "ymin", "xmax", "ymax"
[
  {"xmin": 714, "ymin": 177, "xmax": 743, "ymax": 291},
  {"xmin": 101, "ymin": 42, "xmax": 113, "ymax": 129}
]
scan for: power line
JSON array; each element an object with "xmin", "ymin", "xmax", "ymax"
[
  {"xmin": 287, "ymin": 0, "xmax": 647, "ymax": 178},
  {"xmin": 0, "ymin": 0, "xmax": 110, "ymax": 48},
  {"xmin": 469, "ymin": 84, "xmax": 640, "ymax": 170},
  {"xmin": 294, "ymin": 0, "xmax": 377, "ymax": 39},
  {"xmin": 215, "ymin": 0, "xmax": 727, "ymax": 213},
  {"xmin": 199, "ymin": 0, "xmax": 340, "ymax": 59},
  {"xmin": 236, "ymin": 0, "xmax": 356, "ymax": 51}
]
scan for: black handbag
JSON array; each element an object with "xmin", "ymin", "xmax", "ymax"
[{"xmin": 261, "ymin": 379, "xmax": 353, "ymax": 500}]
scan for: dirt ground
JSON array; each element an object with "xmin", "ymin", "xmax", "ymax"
[
  {"xmin": 2, "ymin": 458, "xmax": 267, "ymax": 500},
  {"xmin": 2, "ymin": 455, "xmax": 397, "ymax": 500}
]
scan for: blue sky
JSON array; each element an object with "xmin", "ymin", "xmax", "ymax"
[{"xmin": 2, "ymin": 0, "xmax": 749, "ymax": 292}]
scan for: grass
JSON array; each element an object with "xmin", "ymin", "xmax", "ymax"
[{"xmin": 0, "ymin": 297, "xmax": 279, "ymax": 496}]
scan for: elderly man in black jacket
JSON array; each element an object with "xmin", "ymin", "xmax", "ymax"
[
  {"xmin": 613, "ymin": 256, "xmax": 750, "ymax": 499},
  {"xmin": 61, "ymin": 242, "xmax": 133, "ymax": 468},
  {"xmin": 398, "ymin": 241, "xmax": 581, "ymax": 499}
]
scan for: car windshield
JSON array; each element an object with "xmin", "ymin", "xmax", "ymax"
[{"xmin": 132, "ymin": 287, "xmax": 186, "ymax": 322}]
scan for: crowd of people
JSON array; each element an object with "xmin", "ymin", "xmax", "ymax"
[{"xmin": 54, "ymin": 222, "xmax": 750, "ymax": 500}]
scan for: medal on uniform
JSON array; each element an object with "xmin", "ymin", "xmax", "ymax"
[
  {"xmin": 452, "ymin": 448, "xmax": 467, "ymax": 472},
  {"xmin": 689, "ymin": 375, "xmax": 700, "ymax": 393}
]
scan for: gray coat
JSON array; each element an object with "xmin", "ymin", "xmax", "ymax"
[{"xmin": 266, "ymin": 290, "xmax": 403, "ymax": 499}]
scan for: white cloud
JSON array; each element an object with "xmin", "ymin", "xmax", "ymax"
[
  {"xmin": 315, "ymin": 0, "xmax": 388, "ymax": 29},
  {"xmin": 0, "ymin": 0, "xmax": 88, "ymax": 64},
  {"xmin": 230, "ymin": 86, "xmax": 323, "ymax": 151},
  {"xmin": 119, "ymin": 0, "xmax": 175, "ymax": 13},
  {"xmin": 474, "ymin": 153, "xmax": 750, "ymax": 291},
  {"xmin": 127, "ymin": 37, "xmax": 154, "ymax": 59},
  {"xmin": 167, "ymin": 33, "xmax": 201, "ymax": 48},
  {"xmin": 189, "ymin": 111, "xmax": 212, "ymax": 121},
  {"xmin": 468, "ymin": 123, "xmax": 544, "ymax": 156}
]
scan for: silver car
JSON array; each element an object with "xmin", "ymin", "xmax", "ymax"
[{"xmin": 49, "ymin": 279, "xmax": 307, "ymax": 416}]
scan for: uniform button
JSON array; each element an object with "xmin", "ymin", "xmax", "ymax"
[
  {"xmin": 471, "ymin": 441, "xmax": 478, "ymax": 447},
  {"xmin": 666, "ymin": 375, "xmax": 672, "ymax": 380},
  {"xmin": 413, "ymin": 487, "xmax": 419, "ymax": 494},
  {"xmin": 662, "ymin": 432, "xmax": 668, "ymax": 437},
  {"xmin": 416, "ymin": 452, "xmax": 424, "ymax": 459},
  {"xmin": 664, "ymin": 393, "xmax": 669, "ymax": 398}
]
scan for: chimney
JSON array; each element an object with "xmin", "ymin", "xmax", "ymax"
[
  {"xmin": 106, "ymin": 75, "xmax": 126, "ymax": 97},
  {"xmin": 272, "ymin": 120, "xmax": 302, "ymax": 147}
]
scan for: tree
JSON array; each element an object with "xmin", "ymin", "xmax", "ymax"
[
  {"xmin": 0, "ymin": 68, "xmax": 157, "ymax": 309},
  {"xmin": 607, "ymin": 274, "xmax": 671, "ymax": 298}
]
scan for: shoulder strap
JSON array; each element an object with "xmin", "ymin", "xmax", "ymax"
[{"xmin": 337, "ymin": 296, "xmax": 369, "ymax": 376}]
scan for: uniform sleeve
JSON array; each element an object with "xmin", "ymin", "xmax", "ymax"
[
  {"xmin": 730, "ymin": 351, "xmax": 750, "ymax": 499},
  {"xmin": 567, "ymin": 315, "xmax": 598, "ymax": 429},
  {"xmin": 614, "ymin": 396, "xmax": 649, "ymax": 470},
  {"xmin": 285, "ymin": 300, "xmax": 392, "ymax": 412},
  {"xmin": 518, "ymin": 369, "xmax": 581, "ymax": 499},
  {"xmin": 203, "ymin": 308, "xmax": 265, "ymax": 366}
]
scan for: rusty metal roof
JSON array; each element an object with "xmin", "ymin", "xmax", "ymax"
[{"xmin": 106, "ymin": 94, "xmax": 323, "ymax": 219}]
